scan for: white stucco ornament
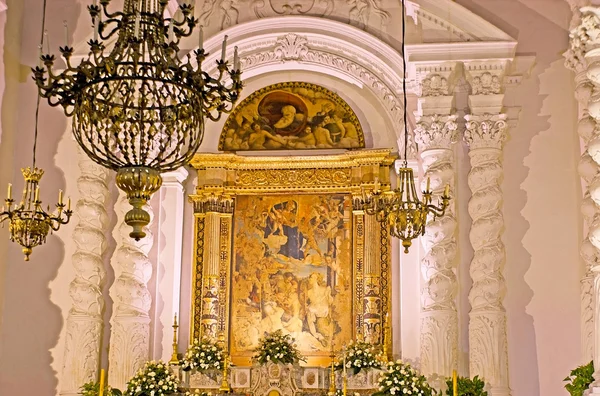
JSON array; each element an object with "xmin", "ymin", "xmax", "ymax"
[{"xmin": 588, "ymin": 137, "xmax": 600, "ymax": 165}]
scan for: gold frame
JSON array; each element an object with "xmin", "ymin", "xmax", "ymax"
[
  {"xmin": 189, "ymin": 150, "xmax": 395, "ymax": 366},
  {"xmin": 217, "ymin": 81, "xmax": 366, "ymax": 151}
]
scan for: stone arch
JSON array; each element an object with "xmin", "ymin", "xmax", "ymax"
[{"xmin": 197, "ymin": 16, "xmax": 407, "ymax": 151}]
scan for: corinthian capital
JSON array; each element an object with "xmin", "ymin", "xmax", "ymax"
[
  {"xmin": 464, "ymin": 114, "xmax": 508, "ymax": 150},
  {"xmin": 566, "ymin": 7, "xmax": 600, "ymax": 72},
  {"xmin": 414, "ymin": 114, "xmax": 458, "ymax": 150}
]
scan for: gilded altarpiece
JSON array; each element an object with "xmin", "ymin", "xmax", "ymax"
[{"xmin": 189, "ymin": 150, "xmax": 394, "ymax": 366}]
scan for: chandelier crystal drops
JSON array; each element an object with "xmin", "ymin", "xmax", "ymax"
[
  {"xmin": 32, "ymin": 0, "xmax": 243, "ymax": 240},
  {"xmin": 361, "ymin": 0, "xmax": 451, "ymax": 253}
]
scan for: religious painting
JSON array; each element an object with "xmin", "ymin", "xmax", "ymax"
[
  {"xmin": 230, "ymin": 194, "xmax": 354, "ymax": 360},
  {"xmin": 218, "ymin": 82, "xmax": 365, "ymax": 151}
]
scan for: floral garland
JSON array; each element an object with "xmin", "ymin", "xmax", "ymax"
[
  {"xmin": 253, "ymin": 330, "xmax": 305, "ymax": 365},
  {"xmin": 125, "ymin": 361, "xmax": 178, "ymax": 396},
  {"xmin": 335, "ymin": 341, "xmax": 384, "ymax": 375},
  {"xmin": 373, "ymin": 360, "xmax": 435, "ymax": 396},
  {"xmin": 181, "ymin": 337, "xmax": 225, "ymax": 372}
]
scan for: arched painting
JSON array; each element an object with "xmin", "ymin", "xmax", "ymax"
[{"xmin": 218, "ymin": 82, "xmax": 365, "ymax": 151}]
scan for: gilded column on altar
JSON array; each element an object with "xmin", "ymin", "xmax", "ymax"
[
  {"xmin": 463, "ymin": 62, "xmax": 511, "ymax": 396},
  {"xmin": 413, "ymin": 66, "xmax": 460, "ymax": 378},
  {"xmin": 363, "ymin": 209, "xmax": 381, "ymax": 344},
  {"xmin": 565, "ymin": 3, "xmax": 599, "ymax": 364},
  {"xmin": 352, "ymin": 198, "xmax": 366, "ymax": 341}
]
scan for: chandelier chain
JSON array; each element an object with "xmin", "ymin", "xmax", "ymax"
[
  {"xmin": 32, "ymin": 0, "xmax": 48, "ymax": 169},
  {"xmin": 401, "ymin": 0, "xmax": 408, "ymax": 167}
]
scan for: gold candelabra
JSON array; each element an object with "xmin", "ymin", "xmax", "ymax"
[
  {"xmin": 218, "ymin": 333, "xmax": 231, "ymax": 393},
  {"xmin": 328, "ymin": 344, "xmax": 336, "ymax": 396},
  {"xmin": 33, "ymin": 0, "xmax": 243, "ymax": 240},
  {"xmin": 0, "ymin": 169, "xmax": 72, "ymax": 261},
  {"xmin": 169, "ymin": 313, "xmax": 179, "ymax": 365},
  {"xmin": 382, "ymin": 312, "xmax": 390, "ymax": 363}
]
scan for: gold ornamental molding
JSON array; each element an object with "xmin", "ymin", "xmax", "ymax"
[{"xmin": 189, "ymin": 149, "xmax": 395, "ymax": 366}]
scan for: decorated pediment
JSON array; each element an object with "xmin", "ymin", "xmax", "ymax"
[{"xmin": 218, "ymin": 82, "xmax": 365, "ymax": 151}]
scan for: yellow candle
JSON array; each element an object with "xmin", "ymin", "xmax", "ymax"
[
  {"xmin": 452, "ymin": 369, "xmax": 458, "ymax": 396},
  {"xmin": 444, "ymin": 184, "xmax": 450, "ymax": 197},
  {"xmin": 426, "ymin": 177, "xmax": 430, "ymax": 192},
  {"xmin": 343, "ymin": 353, "xmax": 347, "ymax": 377},
  {"xmin": 58, "ymin": 190, "xmax": 63, "ymax": 205},
  {"xmin": 67, "ymin": 198, "xmax": 71, "ymax": 211},
  {"xmin": 34, "ymin": 186, "xmax": 40, "ymax": 202},
  {"xmin": 98, "ymin": 369, "xmax": 106, "ymax": 396},
  {"xmin": 7, "ymin": 183, "xmax": 11, "ymax": 199}
]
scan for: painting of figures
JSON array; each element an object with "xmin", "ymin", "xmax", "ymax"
[
  {"xmin": 218, "ymin": 82, "xmax": 365, "ymax": 151},
  {"xmin": 230, "ymin": 194, "xmax": 354, "ymax": 359}
]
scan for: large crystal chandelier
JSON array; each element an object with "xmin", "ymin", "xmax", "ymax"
[
  {"xmin": 362, "ymin": 0, "xmax": 450, "ymax": 253},
  {"xmin": 32, "ymin": 0, "xmax": 243, "ymax": 240},
  {"xmin": 0, "ymin": 0, "xmax": 72, "ymax": 261}
]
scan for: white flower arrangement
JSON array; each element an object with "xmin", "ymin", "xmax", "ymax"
[
  {"xmin": 181, "ymin": 337, "xmax": 224, "ymax": 372},
  {"xmin": 124, "ymin": 361, "xmax": 178, "ymax": 396},
  {"xmin": 79, "ymin": 381, "xmax": 122, "ymax": 396},
  {"xmin": 253, "ymin": 330, "xmax": 305, "ymax": 365},
  {"xmin": 183, "ymin": 391, "xmax": 211, "ymax": 396},
  {"xmin": 336, "ymin": 340, "xmax": 384, "ymax": 375},
  {"xmin": 373, "ymin": 360, "xmax": 434, "ymax": 396}
]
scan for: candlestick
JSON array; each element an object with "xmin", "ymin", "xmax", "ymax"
[
  {"xmin": 94, "ymin": 17, "xmax": 99, "ymax": 41},
  {"xmin": 221, "ymin": 35, "xmax": 228, "ymax": 61},
  {"xmin": 396, "ymin": 174, "xmax": 400, "ymax": 190},
  {"xmin": 58, "ymin": 190, "xmax": 63, "ymax": 205},
  {"xmin": 44, "ymin": 30, "xmax": 50, "ymax": 53},
  {"xmin": 63, "ymin": 21, "xmax": 69, "ymax": 47},
  {"xmin": 134, "ymin": 12, "xmax": 141, "ymax": 39},
  {"xmin": 452, "ymin": 369, "xmax": 458, "ymax": 396},
  {"xmin": 168, "ymin": 21, "xmax": 174, "ymax": 43},
  {"xmin": 38, "ymin": 44, "xmax": 43, "ymax": 67},
  {"xmin": 233, "ymin": 46, "xmax": 239, "ymax": 70},
  {"xmin": 98, "ymin": 369, "xmax": 106, "ymax": 396},
  {"xmin": 444, "ymin": 184, "xmax": 450, "ymax": 197},
  {"xmin": 7, "ymin": 183, "xmax": 11, "ymax": 200},
  {"xmin": 169, "ymin": 313, "xmax": 180, "ymax": 364},
  {"xmin": 199, "ymin": 25, "xmax": 204, "ymax": 50},
  {"xmin": 426, "ymin": 176, "xmax": 431, "ymax": 192},
  {"xmin": 343, "ymin": 352, "xmax": 347, "ymax": 378}
]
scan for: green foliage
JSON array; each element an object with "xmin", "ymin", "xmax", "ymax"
[
  {"xmin": 444, "ymin": 375, "xmax": 487, "ymax": 396},
  {"xmin": 79, "ymin": 381, "xmax": 122, "ymax": 396},
  {"xmin": 564, "ymin": 360, "xmax": 594, "ymax": 396}
]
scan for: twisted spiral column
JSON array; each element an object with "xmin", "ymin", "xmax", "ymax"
[
  {"xmin": 60, "ymin": 151, "xmax": 110, "ymax": 395},
  {"xmin": 566, "ymin": 6, "xmax": 600, "ymax": 363},
  {"xmin": 414, "ymin": 114, "xmax": 459, "ymax": 377},
  {"xmin": 108, "ymin": 192, "xmax": 154, "ymax": 390},
  {"xmin": 464, "ymin": 114, "xmax": 510, "ymax": 396}
]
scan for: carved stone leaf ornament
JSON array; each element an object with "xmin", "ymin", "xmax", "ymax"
[
  {"xmin": 464, "ymin": 114, "xmax": 508, "ymax": 150},
  {"xmin": 237, "ymin": 168, "xmax": 351, "ymax": 187},
  {"xmin": 199, "ymin": 0, "xmax": 240, "ymax": 30},
  {"xmin": 420, "ymin": 74, "xmax": 450, "ymax": 97},
  {"xmin": 252, "ymin": 0, "xmax": 334, "ymax": 17},
  {"xmin": 471, "ymin": 72, "xmax": 502, "ymax": 95}
]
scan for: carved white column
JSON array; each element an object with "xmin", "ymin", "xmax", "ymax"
[
  {"xmin": 108, "ymin": 192, "xmax": 154, "ymax": 390},
  {"xmin": 566, "ymin": 4, "xmax": 599, "ymax": 363},
  {"xmin": 580, "ymin": 9, "xmax": 600, "ymax": 392},
  {"xmin": 60, "ymin": 151, "xmax": 110, "ymax": 395},
  {"xmin": 413, "ymin": 72, "xmax": 459, "ymax": 377},
  {"xmin": 153, "ymin": 168, "xmax": 188, "ymax": 362},
  {"xmin": 463, "ymin": 62, "xmax": 511, "ymax": 396},
  {"xmin": 464, "ymin": 114, "xmax": 510, "ymax": 396}
]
